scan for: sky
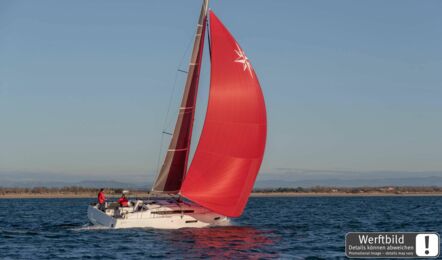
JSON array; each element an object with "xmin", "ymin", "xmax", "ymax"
[{"xmin": 1, "ymin": 0, "xmax": 441, "ymax": 185}]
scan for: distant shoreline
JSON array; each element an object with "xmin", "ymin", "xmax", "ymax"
[{"xmin": 1, "ymin": 191, "xmax": 442, "ymax": 199}]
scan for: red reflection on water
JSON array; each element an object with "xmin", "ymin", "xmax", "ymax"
[{"xmin": 169, "ymin": 226, "xmax": 279, "ymax": 259}]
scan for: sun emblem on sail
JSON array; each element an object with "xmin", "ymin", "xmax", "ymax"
[{"xmin": 234, "ymin": 44, "xmax": 254, "ymax": 78}]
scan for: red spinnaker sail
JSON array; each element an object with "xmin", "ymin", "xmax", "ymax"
[{"xmin": 181, "ymin": 11, "xmax": 267, "ymax": 217}]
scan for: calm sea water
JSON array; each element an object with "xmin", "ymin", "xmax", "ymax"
[{"xmin": 1, "ymin": 196, "xmax": 441, "ymax": 259}]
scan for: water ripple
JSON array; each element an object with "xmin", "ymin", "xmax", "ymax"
[{"xmin": 1, "ymin": 197, "xmax": 441, "ymax": 259}]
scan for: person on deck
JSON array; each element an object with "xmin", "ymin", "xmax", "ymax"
[
  {"xmin": 97, "ymin": 188, "xmax": 106, "ymax": 211},
  {"xmin": 117, "ymin": 194, "xmax": 129, "ymax": 207}
]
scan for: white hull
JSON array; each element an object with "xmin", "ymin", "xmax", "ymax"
[{"xmin": 87, "ymin": 199, "xmax": 229, "ymax": 229}]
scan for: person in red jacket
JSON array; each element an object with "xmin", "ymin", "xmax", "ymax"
[
  {"xmin": 117, "ymin": 194, "xmax": 129, "ymax": 207},
  {"xmin": 97, "ymin": 188, "xmax": 106, "ymax": 211}
]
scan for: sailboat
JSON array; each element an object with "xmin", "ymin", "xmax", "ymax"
[{"xmin": 87, "ymin": 0, "xmax": 266, "ymax": 229}]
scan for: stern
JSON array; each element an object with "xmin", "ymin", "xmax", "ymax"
[{"xmin": 87, "ymin": 204, "xmax": 117, "ymax": 228}]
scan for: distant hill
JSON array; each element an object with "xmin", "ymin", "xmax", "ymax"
[
  {"xmin": 254, "ymin": 176, "xmax": 442, "ymax": 188},
  {"xmin": 76, "ymin": 180, "xmax": 150, "ymax": 190},
  {"xmin": 2, "ymin": 177, "xmax": 442, "ymax": 189},
  {"xmin": 1, "ymin": 169, "xmax": 441, "ymax": 189},
  {"xmin": 0, "ymin": 179, "xmax": 150, "ymax": 190},
  {"xmin": 0, "ymin": 171, "xmax": 151, "ymax": 189}
]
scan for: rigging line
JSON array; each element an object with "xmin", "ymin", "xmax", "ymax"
[
  {"xmin": 164, "ymin": 35, "xmax": 196, "ymax": 132},
  {"xmin": 153, "ymin": 31, "xmax": 196, "ymax": 188},
  {"xmin": 207, "ymin": 15, "xmax": 212, "ymax": 62},
  {"xmin": 181, "ymin": 15, "xmax": 210, "ymax": 173}
]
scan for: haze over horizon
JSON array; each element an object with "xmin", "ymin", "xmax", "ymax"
[{"xmin": 1, "ymin": 0, "xmax": 441, "ymax": 186}]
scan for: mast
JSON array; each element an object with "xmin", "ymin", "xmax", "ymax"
[{"xmin": 152, "ymin": 0, "xmax": 209, "ymax": 193}]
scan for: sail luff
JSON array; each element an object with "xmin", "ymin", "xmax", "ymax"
[{"xmin": 151, "ymin": 0, "xmax": 209, "ymax": 193}]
